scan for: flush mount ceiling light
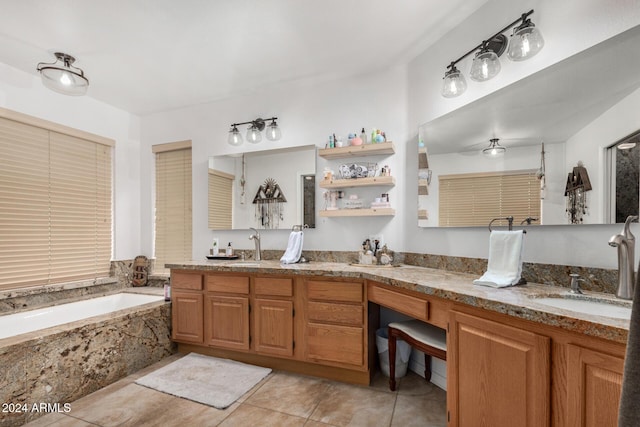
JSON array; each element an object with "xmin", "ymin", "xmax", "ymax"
[
  {"xmin": 36, "ymin": 52, "xmax": 89, "ymax": 96},
  {"xmin": 228, "ymin": 117, "xmax": 281, "ymax": 146},
  {"xmin": 482, "ymin": 138, "xmax": 506, "ymax": 157},
  {"xmin": 441, "ymin": 10, "xmax": 544, "ymax": 98}
]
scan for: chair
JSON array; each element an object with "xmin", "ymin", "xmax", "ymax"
[{"xmin": 388, "ymin": 319, "xmax": 447, "ymax": 391}]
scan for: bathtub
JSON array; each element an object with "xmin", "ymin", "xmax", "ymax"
[
  {"xmin": 0, "ymin": 292, "xmax": 164, "ymax": 340},
  {"xmin": 1, "ymin": 291, "xmax": 174, "ymax": 426}
]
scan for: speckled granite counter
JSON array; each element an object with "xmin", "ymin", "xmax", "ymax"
[{"xmin": 167, "ymin": 260, "xmax": 630, "ymax": 344}]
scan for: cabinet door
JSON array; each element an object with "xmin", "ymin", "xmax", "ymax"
[
  {"xmin": 204, "ymin": 294, "xmax": 250, "ymax": 351},
  {"xmin": 254, "ymin": 298, "xmax": 294, "ymax": 357},
  {"xmin": 566, "ymin": 344, "xmax": 623, "ymax": 427},
  {"xmin": 171, "ymin": 291, "xmax": 203, "ymax": 343},
  {"xmin": 449, "ymin": 311, "xmax": 550, "ymax": 427},
  {"xmin": 306, "ymin": 323, "xmax": 364, "ymax": 367}
]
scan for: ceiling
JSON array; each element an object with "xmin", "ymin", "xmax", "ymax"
[{"xmin": 0, "ymin": 0, "xmax": 486, "ymax": 115}]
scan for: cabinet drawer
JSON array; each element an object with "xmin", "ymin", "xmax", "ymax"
[
  {"xmin": 368, "ymin": 284, "xmax": 429, "ymax": 321},
  {"xmin": 206, "ymin": 275, "xmax": 249, "ymax": 294},
  {"xmin": 308, "ymin": 301, "xmax": 363, "ymax": 326},
  {"xmin": 171, "ymin": 271, "xmax": 203, "ymax": 290},
  {"xmin": 255, "ymin": 277, "xmax": 293, "ymax": 297},
  {"xmin": 307, "ymin": 280, "xmax": 363, "ymax": 302},
  {"xmin": 306, "ymin": 323, "xmax": 364, "ymax": 366}
]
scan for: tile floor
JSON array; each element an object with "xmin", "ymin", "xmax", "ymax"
[{"xmin": 25, "ymin": 354, "xmax": 447, "ymax": 427}]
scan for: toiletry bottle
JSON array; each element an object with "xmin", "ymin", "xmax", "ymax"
[
  {"xmin": 227, "ymin": 242, "xmax": 233, "ymax": 256},
  {"xmin": 164, "ymin": 279, "xmax": 171, "ymax": 301},
  {"xmin": 361, "ymin": 128, "xmax": 368, "ymax": 144}
]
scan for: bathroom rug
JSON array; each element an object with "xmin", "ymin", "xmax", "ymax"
[{"xmin": 135, "ymin": 353, "xmax": 271, "ymax": 409}]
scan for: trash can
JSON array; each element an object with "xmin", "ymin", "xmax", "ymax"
[{"xmin": 376, "ymin": 327, "xmax": 411, "ymax": 378}]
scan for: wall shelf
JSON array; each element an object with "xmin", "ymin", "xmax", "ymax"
[
  {"xmin": 319, "ymin": 208, "xmax": 395, "ymax": 217},
  {"xmin": 318, "ymin": 142, "xmax": 395, "ymax": 160},
  {"xmin": 319, "ymin": 175, "xmax": 395, "ymax": 189}
]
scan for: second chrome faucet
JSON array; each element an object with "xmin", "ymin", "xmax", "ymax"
[{"xmin": 608, "ymin": 215, "xmax": 638, "ymax": 300}]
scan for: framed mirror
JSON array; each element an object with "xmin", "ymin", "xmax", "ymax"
[
  {"xmin": 209, "ymin": 145, "xmax": 316, "ymax": 230},
  {"xmin": 418, "ymin": 25, "xmax": 640, "ymax": 228}
]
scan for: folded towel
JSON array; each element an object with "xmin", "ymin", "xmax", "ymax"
[
  {"xmin": 280, "ymin": 231, "xmax": 304, "ymax": 264},
  {"xmin": 473, "ymin": 230, "xmax": 524, "ymax": 288}
]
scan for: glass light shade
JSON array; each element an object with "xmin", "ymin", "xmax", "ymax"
[
  {"xmin": 507, "ymin": 23, "xmax": 544, "ymax": 61},
  {"xmin": 265, "ymin": 121, "xmax": 281, "ymax": 141},
  {"xmin": 482, "ymin": 139, "xmax": 506, "ymax": 157},
  {"xmin": 441, "ymin": 67, "xmax": 467, "ymax": 98},
  {"xmin": 228, "ymin": 126, "xmax": 243, "ymax": 146},
  {"xmin": 37, "ymin": 53, "xmax": 89, "ymax": 96},
  {"xmin": 470, "ymin": 50, "xmax": 501, "ymax": 82},
  {"xmin": 246, "ymin": 125, "xmax": 262, "ymax": 143}
]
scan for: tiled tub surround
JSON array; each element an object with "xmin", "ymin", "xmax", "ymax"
[
  {"xmin": 168, "ymin": 260, "xmax": 629, "ymax": 344},
  {"xmin": 0, "ymin": 290, "xmax": 175, "ymax": 427}
]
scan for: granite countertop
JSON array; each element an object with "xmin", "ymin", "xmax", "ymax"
[{"xmin": 167, "ymin": 260, "xmax": 630, "ymax": 344}]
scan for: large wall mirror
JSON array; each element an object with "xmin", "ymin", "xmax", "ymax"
[
  {"xmin": 209, "ymin": 145, "xmax": 316, "ymax": 230},
  {"xmin": 418, "ymin": 24, "xmax": 640, "ymax": 228}
]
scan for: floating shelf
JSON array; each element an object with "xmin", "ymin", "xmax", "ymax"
[
  {"xmin": 319, "ymin": 175, "xmax": 395, "ymax": 189},
  {"xmin": 318, "ymin": 142, "xmax": 395, "ymax": 160},
  {"xmin": 418, "ymin": 179, "xmax": 429, "ymax": 195},
  {"xmin": 319, "ymin": 208, "xmax": 395, "ymax": 217}
]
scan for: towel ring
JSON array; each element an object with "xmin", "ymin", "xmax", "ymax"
[{"xmin": 292, "ymin": 224, "xmax": 309, "ymax": 231}]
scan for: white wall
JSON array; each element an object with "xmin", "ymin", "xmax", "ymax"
[
  {"xmin": 141, "ymin": 65, "xmax": 408, "ymax": 260},
  {"xmin": 0, "ymin": 63, "xmax": 142, "ymax": 260},
  {"xmin": 406, "ymin": 0, "xmax": 640, "ymax": 269}
]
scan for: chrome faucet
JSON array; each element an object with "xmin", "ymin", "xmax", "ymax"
[
  {"xmin": 569, "ymin": 273, "xmax": 584, "ymax": 294},
  {"xmin": 608, "ymin": 215, "xmax": 638, "ymax": 300},
  {"xmin": 249, "ymin": 227, "xmax": 261, "ymax": 261}
]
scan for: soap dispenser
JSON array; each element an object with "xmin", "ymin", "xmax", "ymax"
[
  {"xmin": 360, "ymin": 128, "xmax": 368, "ymax": 144},
  {"xmin": 226, "ymin": 242, "xmax": 233, "ymax": 257}
]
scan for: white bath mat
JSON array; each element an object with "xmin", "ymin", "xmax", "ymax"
[{"xmin": 135, "ymin": 353, "xmax": 271, "ymax": 409}]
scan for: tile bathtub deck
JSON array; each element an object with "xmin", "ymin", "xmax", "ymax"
[{"xmin": 24, "ymin": 354, "xmax": 446, "ymax": 427}]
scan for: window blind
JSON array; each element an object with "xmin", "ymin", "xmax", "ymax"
[
  {"xmin": 0, "ymin": 117, "xmax": 112, "ymax": 290},
  {"xmin": 208, "ymin": 169, "xmax": 234, "ymax": 230},
  {"xmin": 154, "ymin": 145, "xmax": 192, "ymax": 273},
  {"xmin": 439, "ymin": 170, "xmax": 540, "ymax": 227}
]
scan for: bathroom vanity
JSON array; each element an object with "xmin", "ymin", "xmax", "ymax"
[{"xmin": 168, "ymin": 261, "xmax": 627, "ymax": 427}]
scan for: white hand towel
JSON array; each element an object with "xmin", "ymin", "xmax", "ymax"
[
  {"xmin": 280, "ymin": 231, "xmax": 304, "ymax": 264},
  {"xmin": 473, "ymin": 230, "xmax": 524, "ymax": 288}
]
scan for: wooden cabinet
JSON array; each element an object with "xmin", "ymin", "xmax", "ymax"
[
  {"xmin": 171, "ymin": 290, "xmax": 204, "ymax": 343},
  {"xmin": 171, "ymin": 271, "xmax": 204, "ymax": 343},
  {"xmin": 203, "ymin": 274, "xmax": 250, "ymax": 351},
  {"xmin": 565, "ymin": 344, "xmax": 624, "ymax": 427},
  {"xmin": 448, "ymin": 311, "xmax": 550, "ymax": 427},
  {"xmin": 254, "ymin": 277, "xmax": 295, "ymax": 357},
  {"xmin": 304, "ymin": 279, "xmax": 367, "ymax": 369}
]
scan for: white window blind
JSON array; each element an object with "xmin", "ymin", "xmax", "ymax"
[
  {"xmin": 208, "ymin": 169, "xmax": 234, "ymax": 230},
  {"xmin": 439, "ymin": 170, "xmax": 540, "ymax": 227},
  {"xmin": 154, "ymin": 144, "xmax": 192, "ymax": 273},
  {"xmin": 0, "ymin": 117, "xmax": 112, "ymax": 290}
]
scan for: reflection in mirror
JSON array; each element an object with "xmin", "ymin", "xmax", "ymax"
[
  {"xmin": 418, "ymin": 24, "xmax": 640, "ymax": 227},
  {"xmin": 606, "ymin": 131, "xmax": 640, "ymax": 223},
  {"xmin": 209, "ymin": 145, "xmax": 316, "ymax": 230}
]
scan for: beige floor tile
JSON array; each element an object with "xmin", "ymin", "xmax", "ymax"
[
  {"xmin": 244, "ymin": 371, "xmax": 329, "ymax": 418},
  {"xmin": 219, "ymin": 403, "xmax": 306, "ymax": 427},
  {"xmin": 303, "ymin": 420, "xmax": 338, "ymax": 427},
  {"xmin": 310, "ymin": 382, "xmax": 396, "ymax": 426},
  {"xmin": 391, "ymin": 394, "xmax": 447, "ymax": 427},
  {"xmin": 396, "ymin": 372, "xmax": 446, "ymax": 402},
  {"xmin": 367, "ymin": 371, "xmax": 397, "ymax": 394},
  {"xmin": 23, "ymin": 413, "xmax": 95, "ymax": 427}
]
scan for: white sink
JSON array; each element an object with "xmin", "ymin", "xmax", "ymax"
[{"xmin": 532, "ymin": 295, "xmax": 632, "ymax": 319}]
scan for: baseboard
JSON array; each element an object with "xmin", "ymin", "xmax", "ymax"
[{"xmin": 408, "ymin": 351, "xmax": 447, "ymax": 391}]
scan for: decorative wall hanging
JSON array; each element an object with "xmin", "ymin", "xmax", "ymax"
[
  {"xmin": 253, "ymin": 178, "xmax": 287, "ymax": 229},
  {"xmin": 565, "ymin": 162, "xmax": 592, "ymax": 224}
]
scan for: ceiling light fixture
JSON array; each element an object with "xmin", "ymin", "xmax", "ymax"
[
  {"xmin": 228, "ymin": 117, "xmax": 281, "ymax": 146},
  {"xmin": 36, "ymin": 52, "xmax": 89, "ymax": 96},
  {"xmin": 482, "ymin": 138, "xmax": 506, "ymax": 157},
  {"xmin": 442, "ymin": 10, "xmax": 544, "ymax": 98}
]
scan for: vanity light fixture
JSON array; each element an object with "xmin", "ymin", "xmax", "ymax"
[
  {"xmin": 227, "ymin": 117, "xmax": 281, "ymax": 146},
  {"xmin": 482, "ymin": 138, "xmax": 506, "ymax": 158},
  {"xmin": 441, "ymin": 10, "xmax": 544, "ymax": 98},
  {"xmin": 36, "ymin": 52, "xmax": 89, "ymax": 96}
]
